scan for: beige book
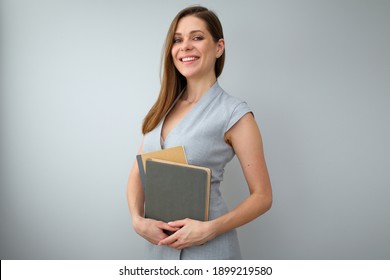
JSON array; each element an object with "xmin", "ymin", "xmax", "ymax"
[{"xmin": 136, "ymin": 146, "xmax": 187, "ymax": 187}]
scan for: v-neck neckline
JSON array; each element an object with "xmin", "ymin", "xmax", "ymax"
[{"xmin": 159, "ymin": 81, "xmax": 219, "ymax": 148}]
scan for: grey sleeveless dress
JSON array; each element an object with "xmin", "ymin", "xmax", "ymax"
[{"xmin": 142, "ymin": 81, "xmax": 252, "ymax": 259}]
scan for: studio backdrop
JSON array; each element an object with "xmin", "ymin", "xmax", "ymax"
[{"xmin": 1, "ymin": 0, "xmax": 389, "ymax": 259}]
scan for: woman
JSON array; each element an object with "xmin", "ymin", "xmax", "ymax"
[{"xmin": 127, "ymin": 6, "xmax": 272, "ymax": 259}]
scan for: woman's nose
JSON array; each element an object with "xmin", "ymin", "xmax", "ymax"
[{"xmin": 180, "ymin": 38, "xmax": 193, "ymax": 51}]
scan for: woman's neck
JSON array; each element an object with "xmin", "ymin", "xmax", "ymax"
[{"xmin": 184, "ymin": 76, "xmax": 217, "ymax": 103}]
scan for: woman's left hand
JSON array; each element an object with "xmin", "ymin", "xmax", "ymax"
[{"xmin": 158, "ymin": 218, "xmax": 216, "ymax": 250}]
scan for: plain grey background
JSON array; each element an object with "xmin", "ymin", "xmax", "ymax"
[{"xmin": 1, "ymin": 0, "xmax": 389, "ymax": 259}]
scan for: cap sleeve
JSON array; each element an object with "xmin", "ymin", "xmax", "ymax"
[{"xmin": 224, "ymin": 101, "xmax": 253, "ymax": 133}]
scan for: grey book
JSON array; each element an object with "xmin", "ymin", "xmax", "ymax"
[{"xmin": 144, "ymin": 158, "xmax": 211, "ymax": 223}]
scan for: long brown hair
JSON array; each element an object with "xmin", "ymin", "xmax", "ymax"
[{"xmin": 141, "ymin": 6, "xmax": 225, "ymax": 134}]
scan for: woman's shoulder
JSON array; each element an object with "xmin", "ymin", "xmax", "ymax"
[
  {"xmin": 213, "ymin": 84, "xmax": 253, "ymax": 131},
  {"xmin": 215, "ymin": 84, "xmax": 249, "ymax": 111}
]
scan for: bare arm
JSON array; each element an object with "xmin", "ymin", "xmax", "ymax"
[
  {"xmin": 127, "ymin": 139, "xmax": 178, "ymax": 244},
  {"xmin": 127, "ymin": 142, "xmax": 145, "ymax": 227},
  {"xmin": 158, "ymin": 113, "xmax": 272, "ymax": 249},
  {"xmin": 211, "ymin": 113, "xmax": 273, "ymax": 235}
]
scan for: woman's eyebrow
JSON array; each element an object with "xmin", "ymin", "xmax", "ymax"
[{"xmin": 174, "ymin": 30, "xmax": 205, "ymax": 36}]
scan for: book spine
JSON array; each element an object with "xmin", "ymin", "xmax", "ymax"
[{"xmin": 136, "ymin": 154, "xmax": 146, "ymax": 189}]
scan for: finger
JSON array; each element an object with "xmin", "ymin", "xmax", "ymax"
[
  {"xmin": 158, "ymin": 222, "xmax": 180, "ymax": 232},
  {"xmin": 158, "ymin": 233, "xmax": 179, "ymax": 246},
  {"xmin": 167, "ymin": 219, "xmax": 188, "ymax": 228},
  {"xmin": 167, "ymin": 240, "xmax": 188, "ymax": 250}
]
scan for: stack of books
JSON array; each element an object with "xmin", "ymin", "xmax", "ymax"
[{"xmin": 137, "ymin": 146, "xmax": 211, "ymax": 223}]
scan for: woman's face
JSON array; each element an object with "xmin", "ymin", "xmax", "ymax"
[{"xmin": 171, "ymin": 16, "xmax": 224, "ymax": 81}]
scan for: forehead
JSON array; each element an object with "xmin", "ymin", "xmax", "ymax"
[{"xmin": 175, "ymin": 16, "xmax": 208, "ymax": 34}]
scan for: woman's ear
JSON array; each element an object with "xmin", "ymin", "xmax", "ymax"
[{"xmin": 216, "ymin": 38, "xmax": 225, "ymax": 58}]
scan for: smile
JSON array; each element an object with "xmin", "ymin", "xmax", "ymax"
[{"xmin": 180, "ymin": 56, "xmax": 199, "ymax": 62}]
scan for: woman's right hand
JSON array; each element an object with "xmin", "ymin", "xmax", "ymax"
[{"xmin": 132, "ymin": 216, "xmax": 179, "ymax": 245}]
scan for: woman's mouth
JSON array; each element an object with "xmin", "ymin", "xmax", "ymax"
[{"xmin": 180, "ymin": 56, "xmax": 199, "ymax": 62}]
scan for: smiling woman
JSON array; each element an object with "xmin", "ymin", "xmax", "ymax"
[
  {"xmin": 170, "ymin": 17, "xmax": 224, "ymax": 86},
  {"xmin": 127, "ymin": 6, "xmax": 272, "ymax": 260}
]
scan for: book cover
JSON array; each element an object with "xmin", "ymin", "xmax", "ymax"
[
  {"xmin": 136, "ymin": 146, "xmax": 187, "ymax": 188},
  {"xmin": 144, "ymin": 158, "xmax": 211, "ymax": 223}
]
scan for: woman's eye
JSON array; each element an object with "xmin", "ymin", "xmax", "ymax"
[
  {"xmin": 173, "ymin": 38, "xmax": 182, "ymax": 43},
  {"xmin": 193, "ymin": 36, "xmax": 204, "ymax": 41}
]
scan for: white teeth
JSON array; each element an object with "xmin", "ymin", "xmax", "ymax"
[{"xmin": 182, "ymin": 57, "xmax": 198, "ymax": 62}]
